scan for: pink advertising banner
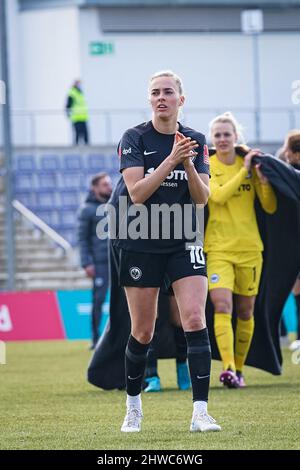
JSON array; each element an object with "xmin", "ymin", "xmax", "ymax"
[{"xmin": 0, "ymin": 291, "xmax": 65, "ymax": 341}]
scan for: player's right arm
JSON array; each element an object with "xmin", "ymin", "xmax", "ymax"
[
  {"xmin": 209, "ymin": 168, "xmax": 248, "ymax": 205},
  {"xmin": 120, "ymin": 130, "xmax": 198, "ymax": 204},
  {"xmin": 122, "ymin": 164, "xmax": 172, "ymax": 204},
  {"xmin": 210, "ymin": 149, "xmax": 263, "ymax": 205}
]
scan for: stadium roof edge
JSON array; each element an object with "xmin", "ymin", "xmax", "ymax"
[
  {"xmin": 18, "ymin": 0, "xmax": 300, "ymax": 12},
  {"xmin": 19, "ymin": 0, "xmax": 84, "ymax": 11}
]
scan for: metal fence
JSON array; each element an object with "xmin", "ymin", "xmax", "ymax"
[{"xmin": 1, "ymin": 107, "xmax": 300, "ymax": 147}]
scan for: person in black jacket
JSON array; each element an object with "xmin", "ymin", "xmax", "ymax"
[
  {"xmin": 279, "ymin": 130, "xmax": 300, "ymax": 350},
  {"xmin": 78, "ymin": 172, "xmax": 112, "ymax": 349}
]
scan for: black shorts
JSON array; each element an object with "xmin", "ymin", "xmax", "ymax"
[{"xmin": 119, "ymin": 246, "xmax": 207, "ymax": 288}]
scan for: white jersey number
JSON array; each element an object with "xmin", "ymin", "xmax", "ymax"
[{"xmin": 189, "ymin": 246, "xmax": 205, "ymax": 266}]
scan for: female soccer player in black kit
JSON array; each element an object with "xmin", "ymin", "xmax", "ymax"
[{"xmin": 117, "ymin": 71, "xmax": 221, "ymax": 433}]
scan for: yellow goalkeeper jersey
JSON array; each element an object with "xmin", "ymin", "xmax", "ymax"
[{"xmin": 204, "ymin": 153, "xmax": 277, "ymax": 253}]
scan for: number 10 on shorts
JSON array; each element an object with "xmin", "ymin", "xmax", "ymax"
[{"xmin": 188, "ymin": 246, "xmax": 205, "ymax": 266}]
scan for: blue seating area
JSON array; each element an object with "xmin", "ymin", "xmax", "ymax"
[{"xmin": 13, "ymin": 153, "xmax": 120, "ymax": 245}]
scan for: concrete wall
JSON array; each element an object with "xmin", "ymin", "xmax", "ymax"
[
  {"xmin": 13, "ymin": 5, "xmax": 81, "ymax": 145},
  {"xmin": 80, "ymin": 8, "xmax": 300, "ymax": 144},
  {"xmin": 2, "ymin": 5, "xmax": 300, "ymax": 146}
]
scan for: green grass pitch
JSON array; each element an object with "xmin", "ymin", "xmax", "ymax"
[{"xmin": 0, "ymin": 340, "xmax": 299, "ymax": 450}]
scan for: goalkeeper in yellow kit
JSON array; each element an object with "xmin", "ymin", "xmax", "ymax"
[{"xmin": 204, "ymin": 112, "xmax": 277, "ymax": 388}]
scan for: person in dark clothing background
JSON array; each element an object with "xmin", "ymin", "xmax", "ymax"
[
  {"xmin": 66, "ymin": 79, "xmax": 89, "ymax": 145},
  {"xmin": 78, "ymin": 172, "xmax": 112, "ymax": 349},
  {"xmin": 278, "ymin": 129, "xmax": 300, "ymax": 171},
  {"xmin": 279, "ymin": 130, "xmax": 300, "ymax": 351}
]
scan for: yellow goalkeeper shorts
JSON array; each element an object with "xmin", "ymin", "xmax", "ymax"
[{"xmin": 207, "ymin": 251, "xmax": 263, "ymax": 296}]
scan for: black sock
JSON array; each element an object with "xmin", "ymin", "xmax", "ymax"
[
  {"xmin": 280, "ymin": 319, "xmax": 287, "ymax": 337},
  {"xmin": 173, "ymin": 326, "xmax": 187, "ymax": 364},
  {"xmin": 295, "ymin": 294, "xmax": 300, "ymax": 339},
  {"xmin": 295, "ymin": 295, "xmax": 300, "ymax": 340},
  {"xmin": 145, "ymin": 329, "xmax": 159, "ymax": 378},
  {"xmin": 185, "ymin": 328, "xmax": 211, "ymax": 402},
  {"xmin": 125, "ymin": 335, "xmax": 150, "ymax": 396},
  {"xmin": 145, "ymin": 346, "xmax": 158, "ymax": 378}
]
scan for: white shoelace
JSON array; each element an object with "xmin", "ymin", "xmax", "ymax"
[
  {"xmin": 125, "ymin": 408, "xmax": 143, "ymax": 427},
  {"xmin": 194, "ymin": 412, "xmax": 216, "ymax": 424}
]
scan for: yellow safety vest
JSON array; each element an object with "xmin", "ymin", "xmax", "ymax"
[{"xmin": 68, "ymin": 87, "xmax": 89, "ymax": 122}]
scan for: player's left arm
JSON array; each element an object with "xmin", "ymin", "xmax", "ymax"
[
  {"xmin": 254, "ymin": 162, "xmax": 277, "ymax": 214},
  {"xmin": 182, "ymin": 133, "xmax": 210, "ymax": 205},
  {"xmin": 184, "ymin": 165, "xmax": 210, "ymax": 205}
]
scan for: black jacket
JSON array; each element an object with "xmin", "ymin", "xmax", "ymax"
[
  {"xmin": 77, "ymin": 191, "xmax": 109, "ymax": 267},
  {"xmin": 253, "ymin": 154, "xmax": 300, "ymax": 203}
]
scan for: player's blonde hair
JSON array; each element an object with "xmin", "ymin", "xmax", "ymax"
[
  {"xmin": 149, "ymin": 70, "xmax": 184, "ymax": 95},
  {"xmin": 209, "ymin": 112, "xmax": 246, "ymax": 144}
]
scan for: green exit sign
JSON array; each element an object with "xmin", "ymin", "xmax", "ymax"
[{"xmin": 90, "ymin": 42, "xmax": 114, "ymax": 56}]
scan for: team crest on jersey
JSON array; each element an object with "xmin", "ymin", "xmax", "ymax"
[
  {"xmin": 129, "ymin": 267, "xmax": 142, "ymax": 281},
  {"xmin": 210, "ymin": 273, "xmax": 220, "ymax": 283}
]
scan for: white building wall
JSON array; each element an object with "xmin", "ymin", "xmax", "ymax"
[
  {"xmin": 79, "ymin": 8, "xmax": 300, "ymax": 145},
  {"xmin": 4, "ymin": 5, "xmax": 300, "ymax": 146},
  {"xmin": 17, "ymin": 6, "xmax": 81, "ymax": 145},
  {"xmin": 0, "ymin": 0, "xmax": 23, "ymax": 145},
  {"xmin": 7, "ymin": 0, "xmax": 23, "ymax": 110},
  {"xmin": 259, "ymin": 34, "xmax": 300, "ymax": 140}
]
